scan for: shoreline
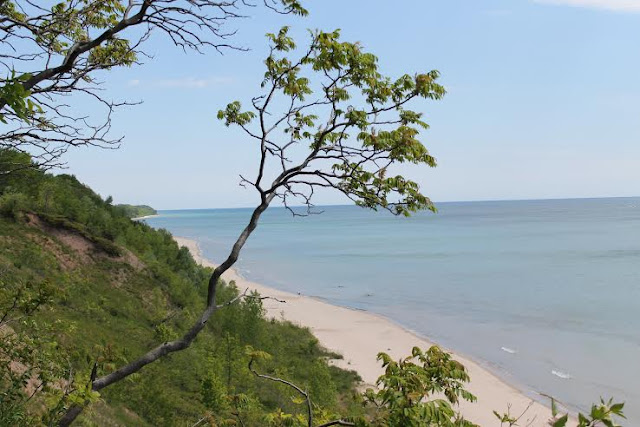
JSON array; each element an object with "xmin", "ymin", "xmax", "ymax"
[
  {"xmin": 131, "ymin": 214, "xmax": 159, "ymax": 221},
  {"xmin": 175, "ymin": 235, "xmax": 560, "ymax": 426}
]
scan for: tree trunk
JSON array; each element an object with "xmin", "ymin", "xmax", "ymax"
[{"xmin": 58, "ymin": 197, "xmax": 273, "ymax": 425}]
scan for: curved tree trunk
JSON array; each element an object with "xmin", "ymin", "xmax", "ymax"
[{"xmin": 58, "ymin": 196, "xmax": 273, "ymax": 426}]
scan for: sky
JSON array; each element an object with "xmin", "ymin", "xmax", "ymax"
[{"xmin": 60, "ymin": 0, "xmax": 640, "ymax": 209}]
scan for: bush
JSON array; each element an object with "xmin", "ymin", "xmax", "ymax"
[{"xmin": 0, "ymin": 192, "xmax": 30, "ymax": 219}]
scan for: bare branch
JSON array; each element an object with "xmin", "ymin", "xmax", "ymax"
[
  {"xmin": 0, "ymin": 0, "xmax": 306, "ymax": 170},
  {"xmin": 248, "ymin": 355, "xmax": 313, "ymax": 427},
  {"xmin": 317, "ymin": 421, "xmax": 356, "ymax": 427}
]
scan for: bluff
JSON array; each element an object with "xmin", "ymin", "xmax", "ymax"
[{"xmin": 0, "ymin": 150, "xmax": 359, "ymax": 425}]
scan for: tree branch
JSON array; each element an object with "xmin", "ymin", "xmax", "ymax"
[
  {"xmin": 248, "ymin": 356, "xmax": 313, "ymax": 427},
  {"xmin": 59, "ymin": 193, "xmax": 277, "ymax": 425}
]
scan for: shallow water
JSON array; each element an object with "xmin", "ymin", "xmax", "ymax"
[{"xmin": 146, "ymin": 198, "xmax": 640, "ymax": 422}]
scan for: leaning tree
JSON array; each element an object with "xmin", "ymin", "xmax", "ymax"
[
  {"xmin": 0, "ymin": 0, "xmax": 306, "ymax": 172},
  {"xmin": 58, "ymin": 26, "xmax": 446, "ymax": 424}
]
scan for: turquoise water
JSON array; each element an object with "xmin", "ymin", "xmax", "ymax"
[{"xmin": 145, "ymin": 198, "xmax": 640, "ymax": 422}]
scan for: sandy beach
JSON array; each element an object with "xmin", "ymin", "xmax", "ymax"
[
  {"xmin": 175, "ymin": 236, "xmax": 561, "ymax": 426},
  {"xmin": 131, "ymin": 214, "xmax": 159, "ymax": 221}
]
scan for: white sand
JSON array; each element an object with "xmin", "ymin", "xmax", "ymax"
[
  {"xmin": 131, "ymin": 214, "xmax": 159, "ymax": 221},
  {"xmin": 175, "ymin": 236, "xmax": 564, "ymax": 426}
]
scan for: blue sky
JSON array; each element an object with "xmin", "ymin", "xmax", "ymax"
[{"xmin": 63, "ymin": 0, "xmax": 640, "ymax": 209}]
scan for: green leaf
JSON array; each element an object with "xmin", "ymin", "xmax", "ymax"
[{"xmin": 553, "ymin": 414, "xmax": 569, "ymax": 427}]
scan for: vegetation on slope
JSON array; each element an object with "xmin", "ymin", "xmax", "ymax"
[
  {"xmin": 0, "ymin": 150, "xmax": 626, "ymax": 426},
  {"xmin": 115, "ymin": 205, "xmax": 157, "ymax": 219},
  {"xmin": 0, "ymin": 150, "xmax": 360, "ymax": 425}
]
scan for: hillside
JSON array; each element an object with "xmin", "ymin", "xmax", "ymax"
[
  {"xmin": 115, "ymin": 204, "xmax": 157, "ymax": 219},
  {"xmin": 0, "ymin": 150, "xmax": 360, "ymax": 426}
]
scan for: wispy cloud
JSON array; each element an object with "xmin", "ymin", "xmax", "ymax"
[
  {"xmin": 533, "ymin": 0, "xmax": 640, "ymax": 12},
  {"xmin": 127, "ymin": 76, "xmax": 233, "ymax": 89}
]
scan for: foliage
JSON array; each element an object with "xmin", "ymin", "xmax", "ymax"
[
  {"xmin": 362, "ymin": 346, "xmax": 477, "ymax": 427},
  {"xmin": 547, "ymin": 397, "xmax": 625, "ymax": 427},
  {"xmin": 246, "ymin": 344, "xmax": 626, "ymax": 427},
  {"xmin": 0, "ymin": 0, "xmax": 307, "ymax": 170},
  {"xmin": 0, "ymin": 276, "xmax": 61, "ymax": 426},
  {"xmin": 115, "ymin": 204, "xmax": 157, "ymax": 219},
  {"xmin": 243, "ymin": 344, "xmax": 478, "ymax": 427},
  {"xmin": 0, "ymin": 71, "xmax": 40, "ymax": 124},
  {"xmin": 218, "ymin": 26, "xmax": 444, "ymax": 216},
  {"xmin": 0, "ymin": 150, "xmax": 359, "ymax": 425}
]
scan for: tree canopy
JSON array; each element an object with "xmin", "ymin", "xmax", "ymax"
[
  {"xmin": 218, "ymin": 27, "xmax": 444, "ymax": 216},
  {"xmin": 0, "ymin": 0, "xmax": 307, "ymax": 171}
]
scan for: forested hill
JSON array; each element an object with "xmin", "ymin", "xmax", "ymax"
[
  {"xmin": 116, "ymin": 204, "xmax": 157, "ymax": 219},
  {"xmin": 0, "ymin": 149, "xmax": 360, "ymax": 426}
]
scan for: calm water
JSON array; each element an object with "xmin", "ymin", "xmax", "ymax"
[{"xmin": 146, "ymin": 198, "xmax": 640, "ymax": 422}]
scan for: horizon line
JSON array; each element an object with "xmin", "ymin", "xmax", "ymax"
[{"xmin": 152, "ymin": 195, "xmax": 640, "ymax": 212}]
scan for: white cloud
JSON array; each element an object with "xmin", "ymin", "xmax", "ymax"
[
  {"xmin": 127, "ymin": 79, "xmax": 140, "ymax": 87},
  {"xmin": 534, "ymin": 0, "xmax": 640, "ymax": 12}
]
